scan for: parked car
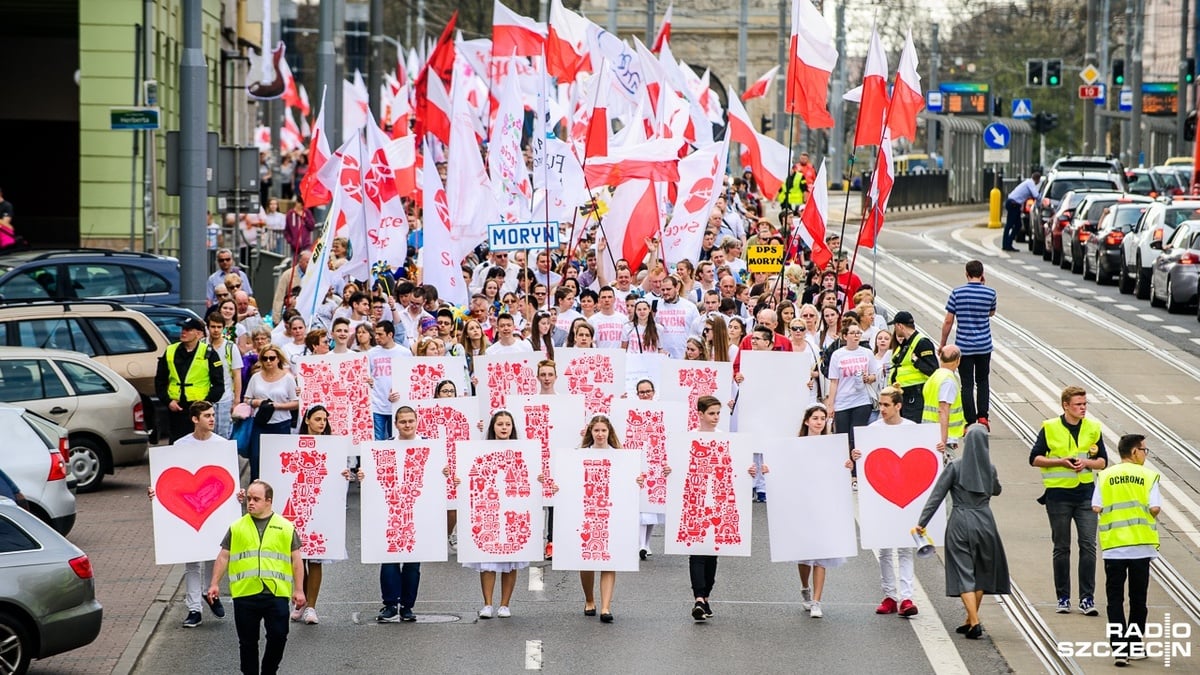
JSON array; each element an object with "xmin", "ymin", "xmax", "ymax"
[
  {"xmin": 0, "ymin": 404, "xmax": 74, "ymax": 535},
  {"xmin": 1030, "ymin": 171, "xmax": 1124, "ymax": 256},
  {"xmin": 0, "ymin": 498, "xmax": 103, "ymax": 674},
  {"xmin": 126, "ymin": 304, "xmax": 202, "ymax": 343},
  {"xmin": 0, "ymin": 301, "xmax": 170, "ymax": 440},
  {"xmin": 0, "ymin": 347, "xmax": 149, "ymax": 492},
  {"xmin": 1125, "ymin": 168, "xmax": 1171, "ymax": 197},
  {"xmin": 1059, "ymin": 193, "xmax": 1143, "ymax": 273},
  {"xmin": 1083, "ymin": 203, "xmax": 1152, "ymax": 285},
  {"xmin": 1043, "ymin": 189, "xmax": 1113, "ymax": 265},
  {"xmin": 1051, "ymin": 155, "xmax": 1127, "ymax": 180},
  {"xmin": 0, "ymin": 249, "xmax": 180, "ymax": 305},
  {"xmin": 1118, "ymin": 200, "xmax": 1200, "ymax": 299},
  {"xmin": 1149, "ymin": 220, "xmax": 1200, "ymax": 313}
]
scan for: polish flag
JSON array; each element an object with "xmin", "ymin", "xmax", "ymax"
[
  {"xmin": 327, "ymin": 134, "xmax": 370, "ymax": 282},
  {"xmin": 384, "ymin": 134, "xmax": 417, "ymax": 198},
  {"xmin": 446, "ymin": 66, "xmax": 499, "ymax": 260},
  {"xmin": 858, "ymin": 131, "xmax": 895, "ymax": 248},
  {"xmin": 847, "ymin": 27, "xmax": 889, "ymax": 147},
  {"xmin": 413, "ymin": 12, "xmax": 457, "ymax": 140},
  {"xmin": 424, "ymin": 74, "xmax": 452, "ymax": 146},
  {"xmin": 421, "ymin": 139, "xmax": 468, "ymax": 307},
  {"xmin": 799, "ymin": 159, "xmax": 832, "ymax": 269},
  {"xmin": 299, "ymin": 88, "xmax": 333, "ymax": 207},
  {"xmin": 785, "ymin": 0, "xmax": 837, "ymax": 129},
  {"xmin": 602, "ymin": 179, "xmax": 660, "ymax": 272},
  {"xmin": 389, "ymin": 84, "xmax": 412, "ymax": 139},
  {"xmin": 547, "ymin": 0, "xmax": 592, "ymax": 84},
  {"xmin": 362, "ymin": 113, "xmax": 411, "ymax": 273},
  {"xmin": 651, "ymin": 3, "xmax": 673, "ymax": 54},
  {"xmin": 583, "ymin": 137, "xmax": 681, "ymax": 187},
  {"xmin": 725, "ymin": 86, "xmax": 789, "ymax": 199},
  {"xmin": 493, "ymin": 0, "xmax": 547, "ymax": 57},
  {"xmin": 280, "ymin": 57, "xmax": 306, "ymax": 115},
  {"xmin": 298, "ymin": 84, "xmax": 311, "ymax": 119},
  {"xmin": 741, "ymin": 65, "xmax": 780, "ymax": 101},
  {"xmin": 888, "ymin": 29, "xmax": 924, "ymax": 143}
]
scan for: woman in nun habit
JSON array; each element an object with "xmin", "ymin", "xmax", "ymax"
[{"xmin": 916, "ymin": 423, "xmax": 1010, "ymax": 640}]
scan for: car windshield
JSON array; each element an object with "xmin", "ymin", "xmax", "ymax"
[
  {"xmin": 1165, "ymin": 206, "xmax": 1200, "ymax": 227},
  {"xmin": 1049, "ymin": 179, "xmax": 1118, "ymax": 200},
  {"xmin": 1083, "ymin": 200, "xmax": 1119, "ymax": 221},
  {"xmin": 1112, "ymin": 207, "xmax": 1148, "ymax": 231}
]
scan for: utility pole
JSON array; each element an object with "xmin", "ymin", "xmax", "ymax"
[
  {"xmin": 646, "ymin": 0, "xmax": 656, "ymax": 44},
  {"xmin": 333, "ymin": 0, "xmax": 346, "ymax": 149},
  {"xmin": 142, "ymin": 0, "xmax": 156, "ymax": 251},
  {"xmin": 369, "ymin": 0, "xmax": 383, "ymax": 120},
  {"xmin": 1177, "ymin": 0, "xmax": 1189, "ymax": 152},
  {"xmin": 737, "ymin": 0, "xmax": 748, "ymax": 93},
  {"xmin": 775, "ymin": 0, "xmax": 787, "ymax": 143},
  {"xmin": 1130, "ymin": 0, "xmax": 1144, "ymax": 166},
  {"xmin": 930, "ymin": 24, "xmax": 942, "ymax": 164},
  {"xmin": 180, "ymin": 0, "xmax": 207, "ymax": 314},
  {"xmin": 1084, "ymin": 0, "xmax": 1097, "ymax": 154},
  {"xmin": 416, "ymin": 0, "xmax": 426, "ymax": 52},
  {"xmin": 269, "ymin": 8, "xmax": 282, "ymax": 199},
  {"xmin": 829, "ymin": 1, "xmax": 845, "ymax": 185},
  {"xmin": 607, "ymin": 0, "xmax": 617, "ymax": 34},
  {"xmin": 318, "ymin": 0, "xmax": 336, "ymax": 146},
  {"xmin": 1097, "ymin": 0, "xmax": 1111, "ymax": 153}
]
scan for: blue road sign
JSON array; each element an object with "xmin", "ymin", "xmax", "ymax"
[
  {"xmin": 983, "ymin": 122, "xmax": 1011, "ymax": 149},
  {"xmin": 1119, "ymin": 88, "xmax": 1133, "ymax": 112},
  {"xmin": 926, "ymin": 91, "xmax": 943, "ymax": 113},
  {"xmin": 1012, "ymin": 99, "xmax": 1033, "ymax": 119}
]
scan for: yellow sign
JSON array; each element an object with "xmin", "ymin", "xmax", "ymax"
[
  {"xmin": 746, "ymin": 244, "xmax": 784, "ymax": 273},
  {"xmin": 1080, "ymin": 64, "xmax": 1099, "ymax": 86}
]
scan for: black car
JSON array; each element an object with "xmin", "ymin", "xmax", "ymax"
[
  {"xmin": 125, "ymin": 304, "xmax": 203, "ymax": 342},
  {"xmin": 1083, "ymin": 203, "xmax": 1151, "ymax": 285},
  {"xmin": 1062, "ymin": 194, "xmax": 1152, "ymax": 274},
  {"xmin": 1030, "ymin": 172, "xmax": 1124, "ymax": 256},
  {"xmin": 0, "ymin": 249, "xmax": 180, "ymax": 305}
]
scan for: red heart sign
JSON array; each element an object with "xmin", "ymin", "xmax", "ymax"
[
  {"xmin": 155, "ymin": 466, "xmax": 235, "ymax": 532},
  {"xmin": 863, "ymin": 447, "xmax": 939, "ymax": 508}
]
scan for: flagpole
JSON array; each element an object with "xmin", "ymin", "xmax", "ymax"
[
  {"xmin": 766, "ymin": 107, "xmax": 799, "ymax": 306},
  {"xmin": 563, "ymin": 57, "xmax": 608, "ymax": 265}
]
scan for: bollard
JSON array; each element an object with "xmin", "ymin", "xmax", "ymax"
[{"xmin": 988, "ymin": 187, "xmax": 1002, "ymax": 228}]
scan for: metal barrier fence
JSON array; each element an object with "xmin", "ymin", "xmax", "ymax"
[{"xmin": 884, "ymin": 171, "xmax": 951, "ymax": 210}]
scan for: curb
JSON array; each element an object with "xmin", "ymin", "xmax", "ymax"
[{"xmin": 111, "ymin": 563, "xmax": 185, "ymax": 675}]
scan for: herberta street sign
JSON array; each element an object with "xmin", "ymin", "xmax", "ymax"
[{"xmin": 110, "ymin": 107, "xmax": 160, "ymax": 130}]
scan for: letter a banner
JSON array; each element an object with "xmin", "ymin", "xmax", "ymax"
[
  {"xmin": 550, "ymin": 449, "xmax": 641, "ymax": 572},
  {"xmin": 455, "ymin": 440, "xmax": 544, "ymax": 563},
  {"xmin": 664, "ymin": 432, "xmax": 754, "ymax": 556},
  {"xmin": 359, "ymin": 440, "xmax": 448, "ymax": 563}
]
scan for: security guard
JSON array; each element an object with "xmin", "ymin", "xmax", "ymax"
[
  {"xmin": 921, "ymin": 345, "xmax": 965, "ymax": 454},
  {"xmin": 776, "ymin": 165, "xmax": 808, "ymax": 214},
  {"xmin": 208, "ymin": 480, "xmax": 303, "ymax": 675},
  {"xmin": 1094, "ymin": 434, "xmax": 1160, "ymax": 667},
  {"xmin": 1029, "ymin": 385, "xmax": 1108, "ymax": 617},
  {"xmin": 888, "ymin": 311, "xmax": 939, "ymax": 423},
  {"xmin": 154, "ymin": 317, "xmax": 224, "ymax": 442}
]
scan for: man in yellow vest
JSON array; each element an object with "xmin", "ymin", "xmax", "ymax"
[
  {"xmin": 889, "ymin": 311, "xmax": 939, "ymax": 424},
  {"xmin": 154, "ymin": 317, "xmax": 224, "ymax": 443},
  {"xmin": 208, "ymin": 480, "xmax": 303, "ymax": 675},
  {"xmin": 1093, "ymin": 434, "xmax": 1159, "ymax": 667},
  {"xmin": 921, "ymin": 345, "xmax": 965, "ymax": 454},
  {"xmin": 1029, "ymin": 385, "xmax": 1109, "ymax": 616}
]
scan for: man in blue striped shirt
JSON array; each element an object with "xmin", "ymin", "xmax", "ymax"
[{"xmin": 940, "ymin": 260, "xmax": 997, "ymax": 428}]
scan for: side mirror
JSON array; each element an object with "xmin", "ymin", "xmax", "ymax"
[{"xmin": 1149, "ymin": 239, "xmax": 1163, "ymax": 250}]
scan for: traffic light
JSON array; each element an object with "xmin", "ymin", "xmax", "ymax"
[
  {"xmin": 1033, "ymin": 111, "xmax": 1060, "ymax": 134},
  {"xmin": 1113, "ymin": 59, "xmax": 1126, "ymax": 86},
  {"xmin": 1187, "ymin": 58, "xmax": 1196, "ymax": 84},
  {"xmin": 1027, "ymin": 59, "xmax": 1044, "ymax": 87},
  {"xmin": 1186, "ymin": 110, "xmax": 1197, "ymax": 143},
  {"xmin": 1046, "ymin": 59, "xmax": 1062, "ymax": 87},
  {"xmin": 992, "ymin": 96, "xmax": 1003, "ymax": 117},
  {"xmin": 760, "ymin": 114, "xmax": 773, "ymax": 134}
]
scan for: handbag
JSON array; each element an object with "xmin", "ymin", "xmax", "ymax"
[
  {"xmin": 253, "ymin": 400, "xmax": 276, "ymax": 426},
  {"xmin": 232, "ymin": 402, "xmax": 252, "ymax": 420},
  {"xmin": 231, "ymin": 417, "xmax": 253, "ymax": 458}
]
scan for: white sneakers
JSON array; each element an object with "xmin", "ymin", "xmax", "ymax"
[
  {"xmin": 809, "ymin": 601, "xmax": 824, "ymax": 618},
  {"xmin": 479, "ymin": 605, "xmax": 494, "ymax": 619},
  {"xmin": 479, "ymin": 605, "xmax": 511, "ymax": 619},
  {"xmin": 497, "ymin": 606, "xmax": 512, "ymax": 618},
  {"xmin": 800, "ymin": 587, "xmax": 813, "ymax": 611},
  {"xmin": 302, "ymin": 607, "xmax": 319, "ymax": 624}
]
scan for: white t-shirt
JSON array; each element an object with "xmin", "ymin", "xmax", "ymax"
[
  {"xmin": 488, "ymin": 339, "xmax": 534, "ymax": 355},
  {"xmin": 827, "ymin": 347, "xmax": 879, "ymax": 411},
  {"xmin": 654, "ymin": 298, "xmax": 700, "ymax": 359},
  {"xmin": 555, "ymin": 308, "xmax": 582, "ymax": 334},
  {"xmin": 245, "ymin": 373, "xmax": 297, "ymax": 425},
  {"xmin": 869, "ymin": 417, "xmax": 915, "ymax": 427},
  {"xmin": 176, "ymin": 432, "xmax": 230, "ymax": 445},
  {"xmin": 588, "ymin": 312, "xmax": 625, "ymax": 349},
  {"xmin": 621, "ymin": 322, "xmax": 656, "ymax": 353},
  {"xmin": 368, "ymin": 343, "xmax": 412, "ymax": 414},
  {"xmin": 936, "ymin": 370, "xmax": 964, "ymax": 440}
]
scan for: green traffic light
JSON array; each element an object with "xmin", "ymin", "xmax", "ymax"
[{"xmin": 1049, "ymin": 76, "xmax": 1059, "ymax": 85}]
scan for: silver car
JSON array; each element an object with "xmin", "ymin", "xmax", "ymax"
[
  {"xmin": 0, "ymin": 348, "xmax": 150, "ymax": 492},
  {"xmin": 0, "ymin": 404, "xmax": 75, "ymax": 535},
  {"xmin": 0, "ymin": 498, "xmax": 102, "ymax": 674},
  {"xmin": 1149, "ymin": 220, "xmax": 1200, "ymax": 314}
]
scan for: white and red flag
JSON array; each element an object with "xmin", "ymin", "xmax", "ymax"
[
  {"xmin": 725, "ymin": 86, "xmax": 789, "ymax": 199},
  {"xmin": 421, "ymin": 139, "xmax": 469, "ymax": 307},
  {"xmin": 488, "ymin": 62, "xmax": 533, "ymax": 223},
  {"xmin": 299, "ymin": 88, "xmax": 333, "ymax": 207},
  {"xmin": 741, "ymin": 65, "xmax": 780, "ymax": 101},
  {"xmin": 858, "ymin": 132, "xmax": 895, "ymax": 248},
  {"xmin": 583, "ymin": 138, "xmax": 681, "ymax": 188},
  {"xmin": 547, "ymin": 0, "xmax": 592, "ymax": 84},
  {"xmin": 492, "ymin": 0, "xmax": 546, "ymax": 57},
  {"xmin": 785, "ymin": 0, "xmax": 837, "ymax": 129},
  {"xmin": 844, "ymin": 27, "xmax": 888, "ymax": 147},
  {"xmin": 887, "ymin": 29, "xmax": 924, "ymax": 143},
  {"xmin": 799, "ymin": 159, "xmax": 832, "ymax": 269},
  {"xmin": 362, "ymin": 115, "xmax": 411, "ymax": 273},
  {"xmin": 663, "ymin": 140, "xmax": 728, "ymax": 265},
  {"xmin": 651, "ymin": 3, "xmax": 673, "ymax": 54}
]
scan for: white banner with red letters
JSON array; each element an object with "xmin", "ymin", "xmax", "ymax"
[
  {"xmin": 259, "ymin": 434, "xmax": 351, "ymax": 560},
  {"xmin": 550, "ymin": 449, "xmax": 641, "ymax": 572},
  {"xmin": 664, "ymin": 432, "xmax": 754, "ymax": 556},
  {"xmin": 553, "ymin": 348, "xmax": 626, "ymax": 417},
  {"xmin": 474, "ymin": 353, "xmax": 541, "ymax": 417},
  {"xmin": 392, "ymin": 355, "xmax": 469, "ymax": 400},
  {"xmin": 398, "ymin": 397, "xmax": 480, "ymax": 507},
  {"xmin": 610, "ymin": 399, "xmax": 687, "ymax": 514},
  {"xmin": 454, "ymin": 440, "xmax": 545, "ymax": 564},
  {"xmin": 658, "ymin": 361, "xmax": 733, "ymax": 431},
  {"xmin": 296, "ymin": 353, "xmax": 372, "ymax": 443},
  {"xmin": 508, "ymin": 394, "xmax": 586, "ymax": 504},
  {"xmin": 359, "ymin": 439, "xmax": 449, "ymax": 563}
]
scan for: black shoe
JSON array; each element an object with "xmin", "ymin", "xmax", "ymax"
[
  {"xmin": 600, "ymin": 613, "xmax": 614, "ymax": 623},
  {"xmin": 701, "ymin": 600, "xmax": 714, "ymax": 618},
  {"xmin": 692, "ymin": 602, "xmax": 706, "ymax": 621},
  {"xmin": 584, "ymin": 606, "xmax": 597, "ymax": 617},
  {"xmin": 965, "ymin": 624, "xmax": 983, "ymax": 640},
  {"xmin": 377, "ymin": 605, "xmax": 401, "ymax": 623},
  {"xmin": 182, "ymin": 611, "xmax": 202, "ymax": 628},
  {"xmin": 639, "ymin": 548, "xmax": 648, "ymax": 561},
  {"xmin": 955, "ymin": 623, "xmax": 971, "ymax": 634},
  {"xmin": 1001, "ymin": 247, "xmax": 1019, "ymax": 252},
  {"xmin": 205, "ymin": 594, "xmax": 225, "ymax": 618},
  {"xmin": 400, "ymin": 607, "xmax": 416, "ymax": 622}
]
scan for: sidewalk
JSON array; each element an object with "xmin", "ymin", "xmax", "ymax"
[{"xmin": 29, "ymin": 462, "xmax": 180, "ymax": 675}]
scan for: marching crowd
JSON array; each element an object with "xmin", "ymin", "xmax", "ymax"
[{"xmin": 154, "ymin": 190, "xmax": 1162, "ymax": 671}]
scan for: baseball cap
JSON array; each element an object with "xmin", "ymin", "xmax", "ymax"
[
  {"xmin": 180, "ymin": 318, "xmax": 205, "ymax": 332},
  {"xmin": 888, "ymin": 311, "xmax": 916, "ymax": 326}
]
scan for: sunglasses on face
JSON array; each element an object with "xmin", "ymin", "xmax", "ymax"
[
  {"xmin": 262, "ymin": 355, "xmax": 278, "ymax": 362},
  {"xmin": 218, "ymin": 257, "xmax": 232, "ymax": 262},
  {"xmin": 790, "ymin": 326, "xmax": 806, "ymax": 332}
]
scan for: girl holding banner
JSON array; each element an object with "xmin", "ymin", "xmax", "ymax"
[{"xmin": 462, "ymin": 411, "xmax": 528, "ymax": 619}]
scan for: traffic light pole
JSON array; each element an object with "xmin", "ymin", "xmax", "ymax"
[
  {"xmin": 1130, "ymin": 0, "xmax": 1145, "ymax": 166},
  {"xmin": 1084, "ymin": 0, "xmax": 1098, "ymax": 154},
  {"xmin": 1176, "ymin": 0, "xmax": 1189, "ymax": 152}
]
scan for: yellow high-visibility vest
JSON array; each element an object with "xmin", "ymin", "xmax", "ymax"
[
  {"xmin": 227, "ymin": 513, "xmax": 295, "ymax": 599},
  {"xmin": 165, "ymin": 342, "xmax": 211, "ymax": 402},
  {"xmin": 892, "ymin": 331, "xmax": 930, "ymax": 388},
  {"xmin": 921, "ymin": 368, "xmax": 964, "ymax": 438},
  {"xmin": 1097, "ymin": 462, "xmax": 1159, "ymax": 551},
  {"xmin": 1039, "ymin": 417, "xmax": 1101, "ymax": 489}
]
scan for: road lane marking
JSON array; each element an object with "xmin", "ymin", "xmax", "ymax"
[
  {"xmin": 1137, "ymin": 314, "xmax": 1163, "ymax": 322},
  {"xmin": 1037, "ymin": 272, "xmax": 1056, "ymax": 278},
  {"xmin": 1115, "ymin": 304, "xmax": 1138, "ymax": 311},
  {"xmin": 1075, "ymin": 287, "xmax": 1095, "ymax": 294},
  {"xmin": 1164, "ymin": 325, "xmax": 1190, "ymax": 334},
  {"xmin": 528, "ymin": 565, "xmax": 544, "ymax": 592},
  {"xmin": 1058, "ymin": 279, "xmax": 1076, "ymax": 286},
  {"xmin": 525, "ymin": 640, "xmax": 544, "ymax": 670}
]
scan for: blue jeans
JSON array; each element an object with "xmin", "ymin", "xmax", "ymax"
[
  {"xmin": 1046, "ymin": 500, "xmax": 1098, "ymax": 600},
  {"xmin": 1003, "ymin": 200, "xmax": 1022, "ymax": 249},
  {"xmin": 214, "ymin": 400, "xmax": 233, "ymax": 439},
  {"xmin": 373, "ymin": 413, "xmax": 392, "ymax": 441},
  {"xmin": 379, "ymin": 562, "xmax": 421, "ymax": 609},
  {"xmin": 233, "ymin": 594, "xmax": 290, "ymax": 675},
  {"xmin": 250, "ymin": 420, "xmax": 293, "ymax": 481}
]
